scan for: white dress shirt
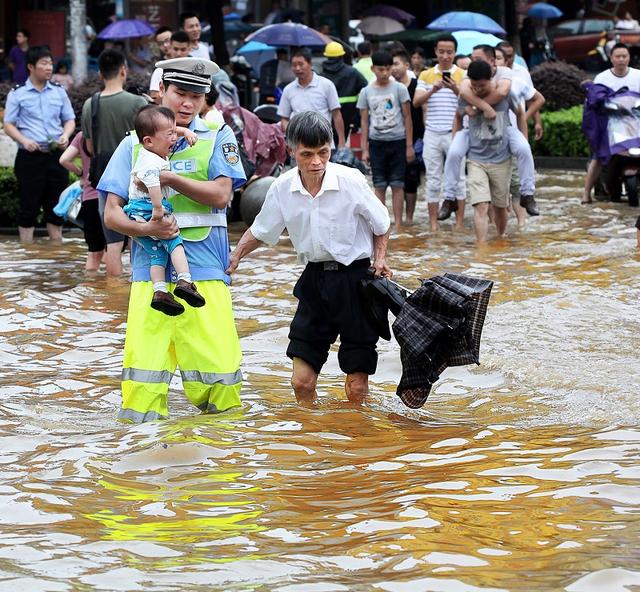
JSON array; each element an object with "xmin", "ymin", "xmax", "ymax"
[{"xmin": 250, "ymin": 162, "xmax": 391, "ymax": 266}]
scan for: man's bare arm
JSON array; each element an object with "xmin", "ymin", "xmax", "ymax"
[
  {"xmin": 158, "ymin": 172, "xmax": 233, "ymax": 209},
  {"xmin": 372, "ymin": 231, "xmax": 392, "ymax": 278},
  {"xmin": 226, "ymin": 228, "xmax": 264, "ymax": 274}
]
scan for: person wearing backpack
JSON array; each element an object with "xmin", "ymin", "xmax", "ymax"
[{"xmin": 81, "ymin": 49, "xmax": 147, "ymax": 276}]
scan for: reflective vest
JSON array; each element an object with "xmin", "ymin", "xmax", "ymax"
[{"xmin": 131, "ymin": 123, "xmax": 226, "ymax": 241}]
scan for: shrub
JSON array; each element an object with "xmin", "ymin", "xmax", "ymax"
[
  {"xmin": 0, "ymin": 82, "xmax": 11, "ymax": 110},
  {"xmin": 0, "ymin": 167, "xmax": 79, "ymax": 227},
  {"xmin": 0, "ymin": 166, "xmax": 18, "ymax": 226},
  {"xmin": 530, "ymin": 104, "xmax": 590, "ymax": 157},
  {"xmin": 531, "ymin": 61, "xmax": 588, "ymax": 111}
]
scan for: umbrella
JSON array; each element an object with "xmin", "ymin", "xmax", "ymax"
[
  {"xmin": 359, "ymin": 16, "xmax": 405, "ymax": 36},
  {"xmin": 97, "ymin": 18, "xmax": 155, "ymax": 40},
  {"xmin": 365, "ymin": 5, "xmax": 415, "ymax": 23},
  {"xmin": 528, "ymin": 2, "xmax": 563, "ymax": 19},
  {"xmin": 371, "ymin": 29, "xmax": 441, "ymax": 43},
  {"xmin": 452, "ymin": 30, "xmax": 504, "ymax": 55},
  {"xmin": 224, "ymin": 12, "xmax": 243, "ymax": 20},
  {"xmin": 427, "ymin": 11, "xmax": 506, "ymax": 35},
  {"xmin": 245, "ymin": 23, "xmax": 330, "ymax": 47},
  {"xmin": 235, "ymin": 40, "xmax": 276, "ymax": 73}
]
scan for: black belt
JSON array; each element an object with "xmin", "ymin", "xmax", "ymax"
[{"xmin": 306, "ymin": 258, "xmax": 370, "ymax": 272}]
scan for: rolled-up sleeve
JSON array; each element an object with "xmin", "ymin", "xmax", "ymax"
[
  {"xmin": 249, "ymin": 184, "xmax": 286, "ymax": 246},
  {"xmin": 277, "ymin": 87, "xmax": 292, "ymax": 119},
  {"xmin": 60, "ymin": 91, "xmax": 75, "ymax": 122}
]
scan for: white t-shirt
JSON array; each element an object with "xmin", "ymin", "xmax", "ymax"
[
  {"xmin": 593, "ymin": 67, "xmax": 640, "ymax": 92},
  {"xmin": 129, "ymin": 147, "xmax": 171, "ymax": 201},
  {"xmin": 189, "ymin": 42, "xmax": 211, "ymax": 59}
]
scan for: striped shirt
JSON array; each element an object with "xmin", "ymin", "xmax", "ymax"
[{"xmin": 417, "ymin": 65, "xmax": 466, "ymax": 134}]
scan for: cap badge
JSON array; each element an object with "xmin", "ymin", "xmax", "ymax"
[{"xmin": 192, "ymin": 62, "xmax": 206, "ymax": 75}]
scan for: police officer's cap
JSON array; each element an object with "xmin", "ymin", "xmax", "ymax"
[{"xmin": 155, "ymin": 57, "xmax": 220, "ymax": 94}]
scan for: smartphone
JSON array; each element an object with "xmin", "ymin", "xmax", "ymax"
[{"xmin": 442, "ymin": 71, "xmax": 451, "ymax": 81}]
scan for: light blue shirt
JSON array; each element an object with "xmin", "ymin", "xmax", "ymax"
[
  {"xmin": 97, "ymin": 117, "xmax": 246, "ymax": 283},
  {"xmin": 4, "ymin": 78, "xmax": 75, "ymax": 149}
]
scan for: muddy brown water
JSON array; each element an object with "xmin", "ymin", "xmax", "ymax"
[{"xmin": 0, "ymin": 171, "xmax": 639, "ymax": 591}]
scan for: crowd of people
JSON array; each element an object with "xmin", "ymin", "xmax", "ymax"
[{"xmin": 2, "ymin": 16, "xmax": 640, "ymax": 421}]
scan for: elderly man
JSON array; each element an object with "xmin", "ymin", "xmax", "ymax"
[
  {"xmin": 227, "ymin": 111, "xmax": 391, "ymax": 404},
  {"xmin": 98, "ymin": 57, "xmax": 247, "ymax": 423}
]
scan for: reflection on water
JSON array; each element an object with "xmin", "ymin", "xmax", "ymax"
[{"xmin": 0, "ymin": 171, "xmax": 639, "ymax": 591}]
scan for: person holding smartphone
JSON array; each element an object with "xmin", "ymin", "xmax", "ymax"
[{"xmin": 413, "ymin": 34, "xmax": 467, "ymax": 231}]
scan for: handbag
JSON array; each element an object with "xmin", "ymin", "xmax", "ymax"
[
  {"xmin": 87, "ymin": 92, "xmax": 112, "ymax": 188},
  {"xmin": 53, "ymin": 180, "xmax": 84, "ymax": 228}
]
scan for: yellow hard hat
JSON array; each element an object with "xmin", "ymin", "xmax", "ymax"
[{"xmin": 323, "ymin": 41, "xmax": 345, "ymax": 58}]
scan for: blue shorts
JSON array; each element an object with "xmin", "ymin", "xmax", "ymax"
[
  {"xmin": 123, "ymin": 198, "xmax": 183, "ymax": 267},
  {"xmin": 369, "ymin": 139, "xmax": 406, "ymax": 189}
]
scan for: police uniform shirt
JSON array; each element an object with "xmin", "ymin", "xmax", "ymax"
[
  {"xmin": 97, "ymin": 116, "xmax": 246, "ymax": 283},
  {"xmin": 4, "ymin": 79, "xmax": 75, "ymax": 149},
  {"xmin": 250, "ymin": 161, "xmax": 391, "ymax": 266}
]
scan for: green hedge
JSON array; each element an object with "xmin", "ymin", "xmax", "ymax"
[
  {"xmin": 0, "ymin": 166, "xmax": 78, "ymax": 227},
  {"xmin": 530, "ymin": 105, "xmax": 590, "ymax": 158}
]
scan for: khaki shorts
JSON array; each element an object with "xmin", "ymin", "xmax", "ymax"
[{"xmin": 468, "ymin": 158, "xmax": 512, "ymax": 208}]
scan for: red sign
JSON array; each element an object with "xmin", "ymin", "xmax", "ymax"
[{"xmin": 20, "ymin": 11, "xmax": 65, "ymax": 57}]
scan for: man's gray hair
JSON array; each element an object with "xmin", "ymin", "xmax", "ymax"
[{"xmin": 285, "ymin": 111, "xmax": 333, "ymax": 150}]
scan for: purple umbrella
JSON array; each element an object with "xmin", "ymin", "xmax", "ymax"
[
  {"xmin": 97, "ymin": 19, "xmax": 155, "ymax": 40},
  {"xmin": 365, "ymin": 4, "xmax": 415, "ymax": 23},
  {"xmin": 245, "ymin": 23, "xmax": 330, "ymax": 48}
]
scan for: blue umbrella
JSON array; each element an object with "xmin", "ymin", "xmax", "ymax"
[
  {"xmin": 235, "ymin": 41, "xmax": 277, "ymax": 75},
  {"xmin": 427, "ymin": 11, "xmax": 506, "ymax": 35},
  {"xmin": 245, "ymin": 23, "xmax": 330, "ymax": 47},
  {"xmin": 528, "ymin": 3, "xmax": 563, "ymax": 19},
  {"xmin": 452, "ymin": 30, "xmax": 504, "ymax": 55},
  {"xmin": 97, "ymin": 18, "xmax": 155, "ymax": 39},
  {"xmin": 224, "ymin": 12, "xmax": 243, "ymax": 20}
]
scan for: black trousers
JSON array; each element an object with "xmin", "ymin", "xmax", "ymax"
[{"xmin": 14, "ymin": 149, "xmax": 68, "ymax": 228}]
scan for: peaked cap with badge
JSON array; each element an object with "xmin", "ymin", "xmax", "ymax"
[{"xmin": 155, "ymin": 57, "xmax": 220, "ymax": 94}]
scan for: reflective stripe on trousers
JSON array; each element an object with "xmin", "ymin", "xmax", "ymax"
[{"xmin": 118, "ymin": 280, "xmax": 243, "ymax": 423}]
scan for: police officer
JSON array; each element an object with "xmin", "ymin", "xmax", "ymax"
[
  {"xmin": 98, "ymin": 57, "xmax": 247, "ymax": 423},
  {"xmin": 4, "ymin": 46, "xmax": 75, "ymax": 244}
]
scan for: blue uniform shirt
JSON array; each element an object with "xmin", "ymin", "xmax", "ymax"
[
  {"xmin": 4, "ymin": 78, "xmax": 75, "ymax": 149},
  {"xmin": 98, "ymin": 117, "xmax": 247, "ymax": 283}
]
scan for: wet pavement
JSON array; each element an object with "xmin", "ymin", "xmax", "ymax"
[{"xmin": 0, "ymin": 170, "xmax": 639, "ymax": 591}]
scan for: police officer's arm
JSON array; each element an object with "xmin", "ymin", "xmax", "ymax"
[
  {"xmin": 104, "ymin": 192, "xmax": 180, "ymax": 239},
  {"xmin": 226, "ymin": 228, "xmax": 263, "ymax": 274},
  {"xmin": 3, "ymin": 122, "xmax": 39, "ymax": 152},
  {"xmin": 58, "ymin": 118, "xmax": 75, "ymax": 150},
  {"xmin": 158, "ymin": 171, "xmax": 233, "ymax": 209}
]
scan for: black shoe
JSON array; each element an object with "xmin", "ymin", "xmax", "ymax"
[
  {"xmin": 174, "ymin": 279, "xmax": 206, "ymax": 308},
  {"xmin": 520, "ymin": 194, "xmax": 540, "ymax": 216},
  {"xmin": 437, "ymin": 199, "xmax": 458, "ymax": 221},
  {"xmin": 151, "ymin": 291, "xmax": 185, "ymax": 316}
]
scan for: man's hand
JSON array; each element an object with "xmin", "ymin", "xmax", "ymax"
[
  {"xmin": 372, "ymin": 257, "xmax": 393, "ymax": 279},
  {"xmin": 465, "ymin": 105, "xmax": 478, "ymax": 118},
  {"xmin": 483, "ymin": 106, "xmax": 497, "ymax": 120},
  {"xmin": 144, "ymin": 214, "xmax": 179, "ymax": 239},
  {"xmin": 442, "ymin": 78, "xmax": 459, "ymax": 95},
  {"xmin": 158, "ymin": 170, "xmax": 177, "ymax": 186},
  {"xmin": 362, "ymin": 148, "xmax": 370, "ymax": 165},
  {"xmin": 182, "ymin": 129, "xmax": 198, "ymax": 146},
  {"xmin": 151, "ymin": 205, "xmax": 165, "ymax": 222},
  {"xmin": 534, "ymin": 122, "xmax": 544, "ymax": 140},
  {"xmin": 57, "ymin": 134, "xmax": 70, "ymax": 150},
  {"xmin": 432, "ymin": 80, "xmax": 444, "ymax": 93},
  {"xmin": 226, "ymin": 251, "xmax": 240, "ymax": 275},
  {"xmin": 22, "ymin": 138, "xmax": 40, "ymax": 152},
  {"xmin": 406, "ymin": 144, "xmax": 415, "ymax": 163}
]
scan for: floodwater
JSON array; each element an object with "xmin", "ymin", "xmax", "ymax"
[{"xmin": 0, "ymin": 170, "xmax": 639, "ymax": 592}]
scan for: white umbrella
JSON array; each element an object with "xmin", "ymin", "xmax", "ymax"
[{"xmin": 359, "ymin": 16, "xmax": 405, "ymax": 36}]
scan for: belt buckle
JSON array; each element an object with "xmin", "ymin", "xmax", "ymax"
[{"xmin": 323, "ymin": 261, "xmax": 339, "ymax": 271}]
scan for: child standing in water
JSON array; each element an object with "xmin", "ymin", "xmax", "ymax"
[{"xmin": 125, "ymin": 104, "xmax": 205, "ymax": 316}]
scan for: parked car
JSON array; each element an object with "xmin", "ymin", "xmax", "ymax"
[{"xmin": 549, "ymin": 18, "xmax": 614, "ymax": 67}]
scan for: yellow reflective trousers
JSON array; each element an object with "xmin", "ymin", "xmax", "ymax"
[{"xmin": 118, "ymin": 280, "xmax": 242, "ymax": 423}]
